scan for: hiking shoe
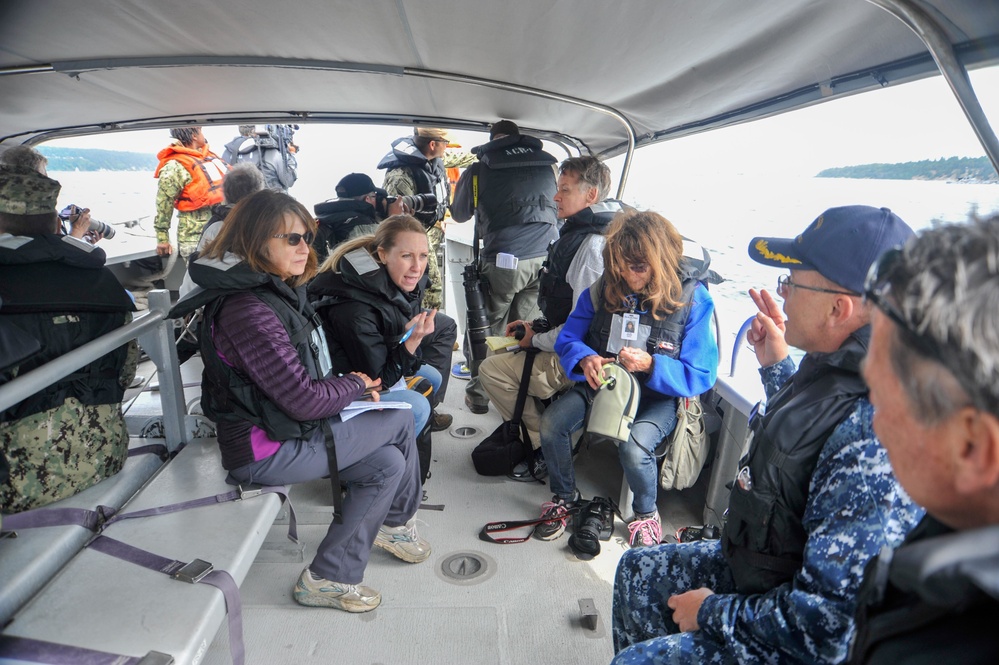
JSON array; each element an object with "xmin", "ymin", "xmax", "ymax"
[
  {"xmin": 293, "ymin": 568, "xmax": 380, "ymax": 612},
  {"xmin": 431, "ymin": 410, "xmax": 453, "ymax": 432},
  {"xmin": 374, "ymin": 521, "xmax": 432, "ymax": 563},
  {"xmin": 508, "ymin": 448, "xmax": 548, "ymax": 482},
  {"xmin": 451, "ymin": 362, "xmax": 471, "ymax": 380},
  {"xmin": 534, "ymin": 490, "xmax": 581, "ymax": 541},
  {"xmin": 628, "ymin": 512, "xmax": 663, "ymax": 548},
  {"xmin": 464, "ymin": 395, "xmax": 488, "ymax": 414}
]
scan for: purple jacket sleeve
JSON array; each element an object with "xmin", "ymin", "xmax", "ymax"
[{"xmin": 213, "ymin": 292, "xmax": 364, "ymax": 421}]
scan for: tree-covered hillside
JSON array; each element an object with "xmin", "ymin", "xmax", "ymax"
[
  {"xmin": 817, "ymin": 156, "xmax": 997, "ymax": 182},
  {"xmin": 37, "ymin": 147, "xmax": 157, "ymax": 172}
]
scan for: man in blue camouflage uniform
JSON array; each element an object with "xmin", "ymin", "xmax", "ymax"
[{"xmin": 612, "ymin": 206, "xmax": 924, "ymax": 664}]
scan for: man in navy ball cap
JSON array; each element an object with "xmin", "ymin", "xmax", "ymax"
[{"xmin": 612, "ymin": 205, "xmax": 923, "ymax": 664}]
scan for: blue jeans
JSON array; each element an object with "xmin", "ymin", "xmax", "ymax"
[
  {"xmin": 539, "ymin": 384, "xmax": 677, "ymax": 515},
  {"xmin": 383, "ymin": 364, "xmax": 443, "ymax": 432}
]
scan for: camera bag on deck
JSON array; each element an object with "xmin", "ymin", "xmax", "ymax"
[
  {"xmin": 471, "ymin": 348, "xmax": 537, "ymax": 475},
  {"xmin": 584, "ymin": 362, "xmax": 640, "ymax": 446}
]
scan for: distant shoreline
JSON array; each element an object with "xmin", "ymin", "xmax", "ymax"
[{"xmin": 817, "ymin": 156, "xmax": 997, "ymax": 183}]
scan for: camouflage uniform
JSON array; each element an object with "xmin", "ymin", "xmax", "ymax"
[
  {"xmin": 0, "ymin": 333, "xmax": 138, "ymax": 514},
  {"xmin": 154, "ymin": 159, "xmax": 214, "ymax": 258},
  {"xmin": 611, "ymin": 358, "xmax": 924, "ymax": 665}
]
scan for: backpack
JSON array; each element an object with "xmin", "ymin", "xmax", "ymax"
[
  {"xmin": 659, "ymin": 394, "xmax": 709, "ymax": 490},
  {"xmin": 583, "ymin": 362, "xmax": 641, "ymax": 446}
]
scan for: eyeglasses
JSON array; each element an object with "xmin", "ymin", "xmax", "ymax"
[
  {"xmin": 863, "ymin": 247, "xmax": 947, "ymax": 364},
  {"xmin": 777, "ymin": 274, "xmax": 857, "ymax": 297},
  {"xmin": 625, "ymin": 262, "xmax": 650, "ymax": 274},
  {"xmin": 272, "ymin": 231, "xmax": 314, "ymax": 246}
]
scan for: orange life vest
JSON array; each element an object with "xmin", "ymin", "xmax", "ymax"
[{"xmin": 155, "ymin": 143, "xmax": 229, "ymax": 211}]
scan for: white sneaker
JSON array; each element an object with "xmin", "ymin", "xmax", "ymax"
[
  {"xmin": 374, "ymin": 521, "xmax": 432, "ymax": 563},
  {"xmin": 293, "ymin": 568, "xmax": 380, "ymax": 612}
]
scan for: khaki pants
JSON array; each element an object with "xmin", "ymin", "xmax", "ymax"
[{"xmin": 478, "ymin": 350, "xmax": 572, "ymax": 450}]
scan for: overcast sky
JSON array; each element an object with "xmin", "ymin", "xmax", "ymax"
[{"xmin": 51, "ymin": 66, "xmax": 999, "ymax": 182}]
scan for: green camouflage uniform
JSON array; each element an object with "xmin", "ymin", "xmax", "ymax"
[
  {"xmin": 154, "ymin": 159, "xmax": 214, "ymax": 258},
  {"xmin": 0, "ymin": 332, "xmax": 138, "ymax": 514}
]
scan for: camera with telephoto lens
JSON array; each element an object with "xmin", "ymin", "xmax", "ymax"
[
  {"xmin": 387, "ymin": 192, "xmax": 438, "ymax": 214},
  {"xmin": 463, "ymin": 263, "xmax": 490, "ymax": 364},
  {"xmin": 58, "ymin": 204, "xmax": 115, "ymax": 239}
]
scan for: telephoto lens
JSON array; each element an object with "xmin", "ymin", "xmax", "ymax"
[
  {"xmin": 463, "ymin": 263, "xmax": 490, "ymax": 364},
  {"xmin": 89, "ymin": 219, "xmax": 115, "ymax": 239}
]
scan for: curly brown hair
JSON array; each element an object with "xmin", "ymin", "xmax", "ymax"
[{"xmin": 601, "ymin": 210, "xmax": 685, "ymax": 319}]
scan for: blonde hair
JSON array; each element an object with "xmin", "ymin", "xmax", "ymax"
[
  {"xmin": 320, "ymin": 214, "xmax": 426, "ymax": 273},
  {"xmin": 601, "ymin": 210, "xmax": 685, "ymax": 319},
  {"xmin": 202, "ymin": 189, "xmax": 318, "ymax": 287}
]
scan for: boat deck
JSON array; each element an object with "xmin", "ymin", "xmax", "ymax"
[{"xmin": 124, "ymin": 352, "xmax": 707, "ymax": 664}]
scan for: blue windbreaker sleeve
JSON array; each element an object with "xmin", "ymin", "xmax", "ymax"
[
  {"xmin": 695, "ymin": 401, "xmax": 924, "ymax": 663},
  {"xmin": 554, "ymin": 287, "xmax": 600, "ymax": 381},
  {"xmin": 643, "ymin": 283, "xmax": 718, "ymax": 398}
]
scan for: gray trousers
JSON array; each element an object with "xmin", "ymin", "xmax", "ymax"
[{"xmin": 228, "ymin": 409, "xmax": 420, "ymax": 584}]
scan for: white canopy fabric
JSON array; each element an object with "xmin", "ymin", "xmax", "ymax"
[{"xmin": 1, "ymin": 0, "xmax": 997, "ymax": 157}]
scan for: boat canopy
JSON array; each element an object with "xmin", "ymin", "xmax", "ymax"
[{"xmin": 1, "ymin": 0, "xmax": 998, "ymax": 164}]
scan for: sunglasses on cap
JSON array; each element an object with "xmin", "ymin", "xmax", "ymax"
[{"xmin": 272, "ymin": 231, "xmax": 314, "ymax": 246}]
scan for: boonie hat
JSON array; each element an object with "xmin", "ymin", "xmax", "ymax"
[
  {"xmin": 0, "ymin": 165, "xmax": 61, "ymax": 216},
  {"xmin": 335, "ymin": 173, "xmax": 378, "ymax": 198},
  {"xmin": 748, "ymin": 205, "xmax": 914, "ymax": 294}
]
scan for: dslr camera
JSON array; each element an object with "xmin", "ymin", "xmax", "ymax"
[
  {"xmin": 513, "ymin": 317, "xmax": 552, "ymax": 340},
  {"xmin": 387, "ymin": 192, "xmax": 438, "ymax": 214},
  {"xmin": 58, "ymin": 204, "xmax": 115, "ymax": 239}
]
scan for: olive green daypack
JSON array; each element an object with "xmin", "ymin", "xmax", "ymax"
[{"xmin": 584, "ymin": 362, "xmax": 640, "ymax": 446}]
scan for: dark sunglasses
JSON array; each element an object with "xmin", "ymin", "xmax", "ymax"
[
  {"xmin": 272, "ymin": 231, "xmax": 314, "ymax": 246},
  {"xmin": 777, "ymin": 274, "xmax": 857, "ymax": 297}
]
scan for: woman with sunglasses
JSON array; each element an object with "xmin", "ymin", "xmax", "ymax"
[
  {"xmin": 535, "ymin": 210, "xmax": 719, "ymax": 548},
  {"xmin": 187, "ymin": 189, "xmax": 430, "ymax": 613},
  {"xmin": 308, "ymin": 214, "xmax": 458, "ymax": 440}
]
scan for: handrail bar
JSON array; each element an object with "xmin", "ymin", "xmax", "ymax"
[{"xmin": 0, "ymin": 290, "xmax": 189, "ymax": 451}]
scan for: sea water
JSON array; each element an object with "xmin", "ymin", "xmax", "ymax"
[{"xmin": 50, "ymin": 169, "xmax": 999, "ymax": 364}]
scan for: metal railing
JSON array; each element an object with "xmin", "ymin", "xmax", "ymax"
[{"xmin": 0, "ymin": 290, "xmax": 190, "ymax": 451}]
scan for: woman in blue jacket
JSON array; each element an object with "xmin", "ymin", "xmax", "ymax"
[{"xmin": 535, "ymin": 210, "xmax": 718, "ymax": 548}]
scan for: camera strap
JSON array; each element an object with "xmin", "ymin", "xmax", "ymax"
[{"xmin": 479, "ymin": 505, "xmax": 584, "ymax": 544}]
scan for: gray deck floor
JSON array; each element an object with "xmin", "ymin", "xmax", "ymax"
[{"xmin": 125, "ymin": 352, "xmax": 707, "ymax": 665}]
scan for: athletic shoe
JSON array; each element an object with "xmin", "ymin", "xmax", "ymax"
[
  {"xmin": 464, "ymin": 395, "xmax": 489, "ymax": 414},
  {"xmin": 374, "ymin": 521, "xmax": 432, "ymax": 563},
  {"xmin": 534, "ymin": 490, "xmax": 581, "ymax": 541},
  {"xmin": 431, "ymin": 410, "xmax": 453, "ymax": 432},
  {"xmin": 293, "ymin": 568, "xmax": 380, "ymax": 612},
  {"xmin": 628, "ymin": 512, "xmax": 663, "ymax": 548},
  {"xmin": 508, "ymin": 448, "xmax": 548, "ymax": 482},
  {"xmin": 451, "ymin": 362, "xmax": 471, "ymax": 380}
]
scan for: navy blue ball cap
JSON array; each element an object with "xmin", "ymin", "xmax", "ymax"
[
  {"xmin": 747, "ymin": 205, "xmax": 915, "ymax": 294},
  {"xmin": 336, "ymin": 173, "xmax": 378, "ymax": 198}
]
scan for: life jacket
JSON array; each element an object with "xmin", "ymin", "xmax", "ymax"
[
  {"xmin": 0, "ymin": 234, "xmax": 135, "ymax": 421},
  {"xmin": 848, "ymin": 516, "xmax": 999, "ymax": 665},
  {"xmin": 377, "ymin": 137, "xmax": 449, "ymax": 228},
  {"xmin": 173, "ymin": 257, "xmax": 330, "ymax": 470},
  {"xmin": 537, "ymin": 200, "xmax": 622, "ymax": 327},
  {"xmin": 155, "ymin": 143, "xmax": 229, "ymax": 212},
  {"xmin": 470, "ymin": 134, "xmax": 557, "ymax": 235},
  {"xmin": 722, "ymin": 328, "xmax": 870, "ymax": 594}
]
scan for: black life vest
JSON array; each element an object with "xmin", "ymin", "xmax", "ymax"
[
  {"xmin": 537, "ymin": 201, "xmax": 622, "ymax": 326},
  {"xmin": 190, "ymin": 268, "xmax": 329, "ymax": 470},
  {"xmin": 0, "ymin": 235, "xmax": 134, "ymax": 421},
  {"xmin": 722, "ymin": 328, "xmax": 870, "ymax": 594},
  {"xmin": 378, "ymin": 137, "xmax": 449, "ymax": 228},
  {"xmin": 472, "ymin": 134, "xmax": 557, "ymax": 234}
]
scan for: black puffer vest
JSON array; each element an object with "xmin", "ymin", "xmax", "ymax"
[
  {"xmin": 722, "ymin": 328, "xmax": 870, "ymax": 594},
  {"xmin": 537, "ymin": 201, "xmax": 622, "ymax": 326},
  {"xmin": 377, "ymin": 137, "xmax": 449, "ymax": 228},
  {"xmin": 471, "ymin": 134, "xmax": 557, "ymax": 234},
  {"xmin": 0, "ymin": 234, "xmax": 134, "ymax": 421},
  {"xmin": 171, "ymin": 255, "xmax": 329, "ymax": 468}
]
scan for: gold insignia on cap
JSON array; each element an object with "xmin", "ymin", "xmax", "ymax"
[{"xmin": 755, "ymin": 239, "xmax": 802, "ymax": 264}]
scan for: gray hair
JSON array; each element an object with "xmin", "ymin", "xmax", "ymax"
[
  {"xmin": 559, "ymin": 156, "xmax": 611, "ymax": 201},
  {"xmin": 0, "ymin": 145, "xmax": 48, "ymax": 174},
  {"xmin": 223, "ymin": 162, "xmax": 265, "ymax": 204},
  {"xmin": 884, "ymin": 213, "xmax": 999, "ymax": 422}
]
